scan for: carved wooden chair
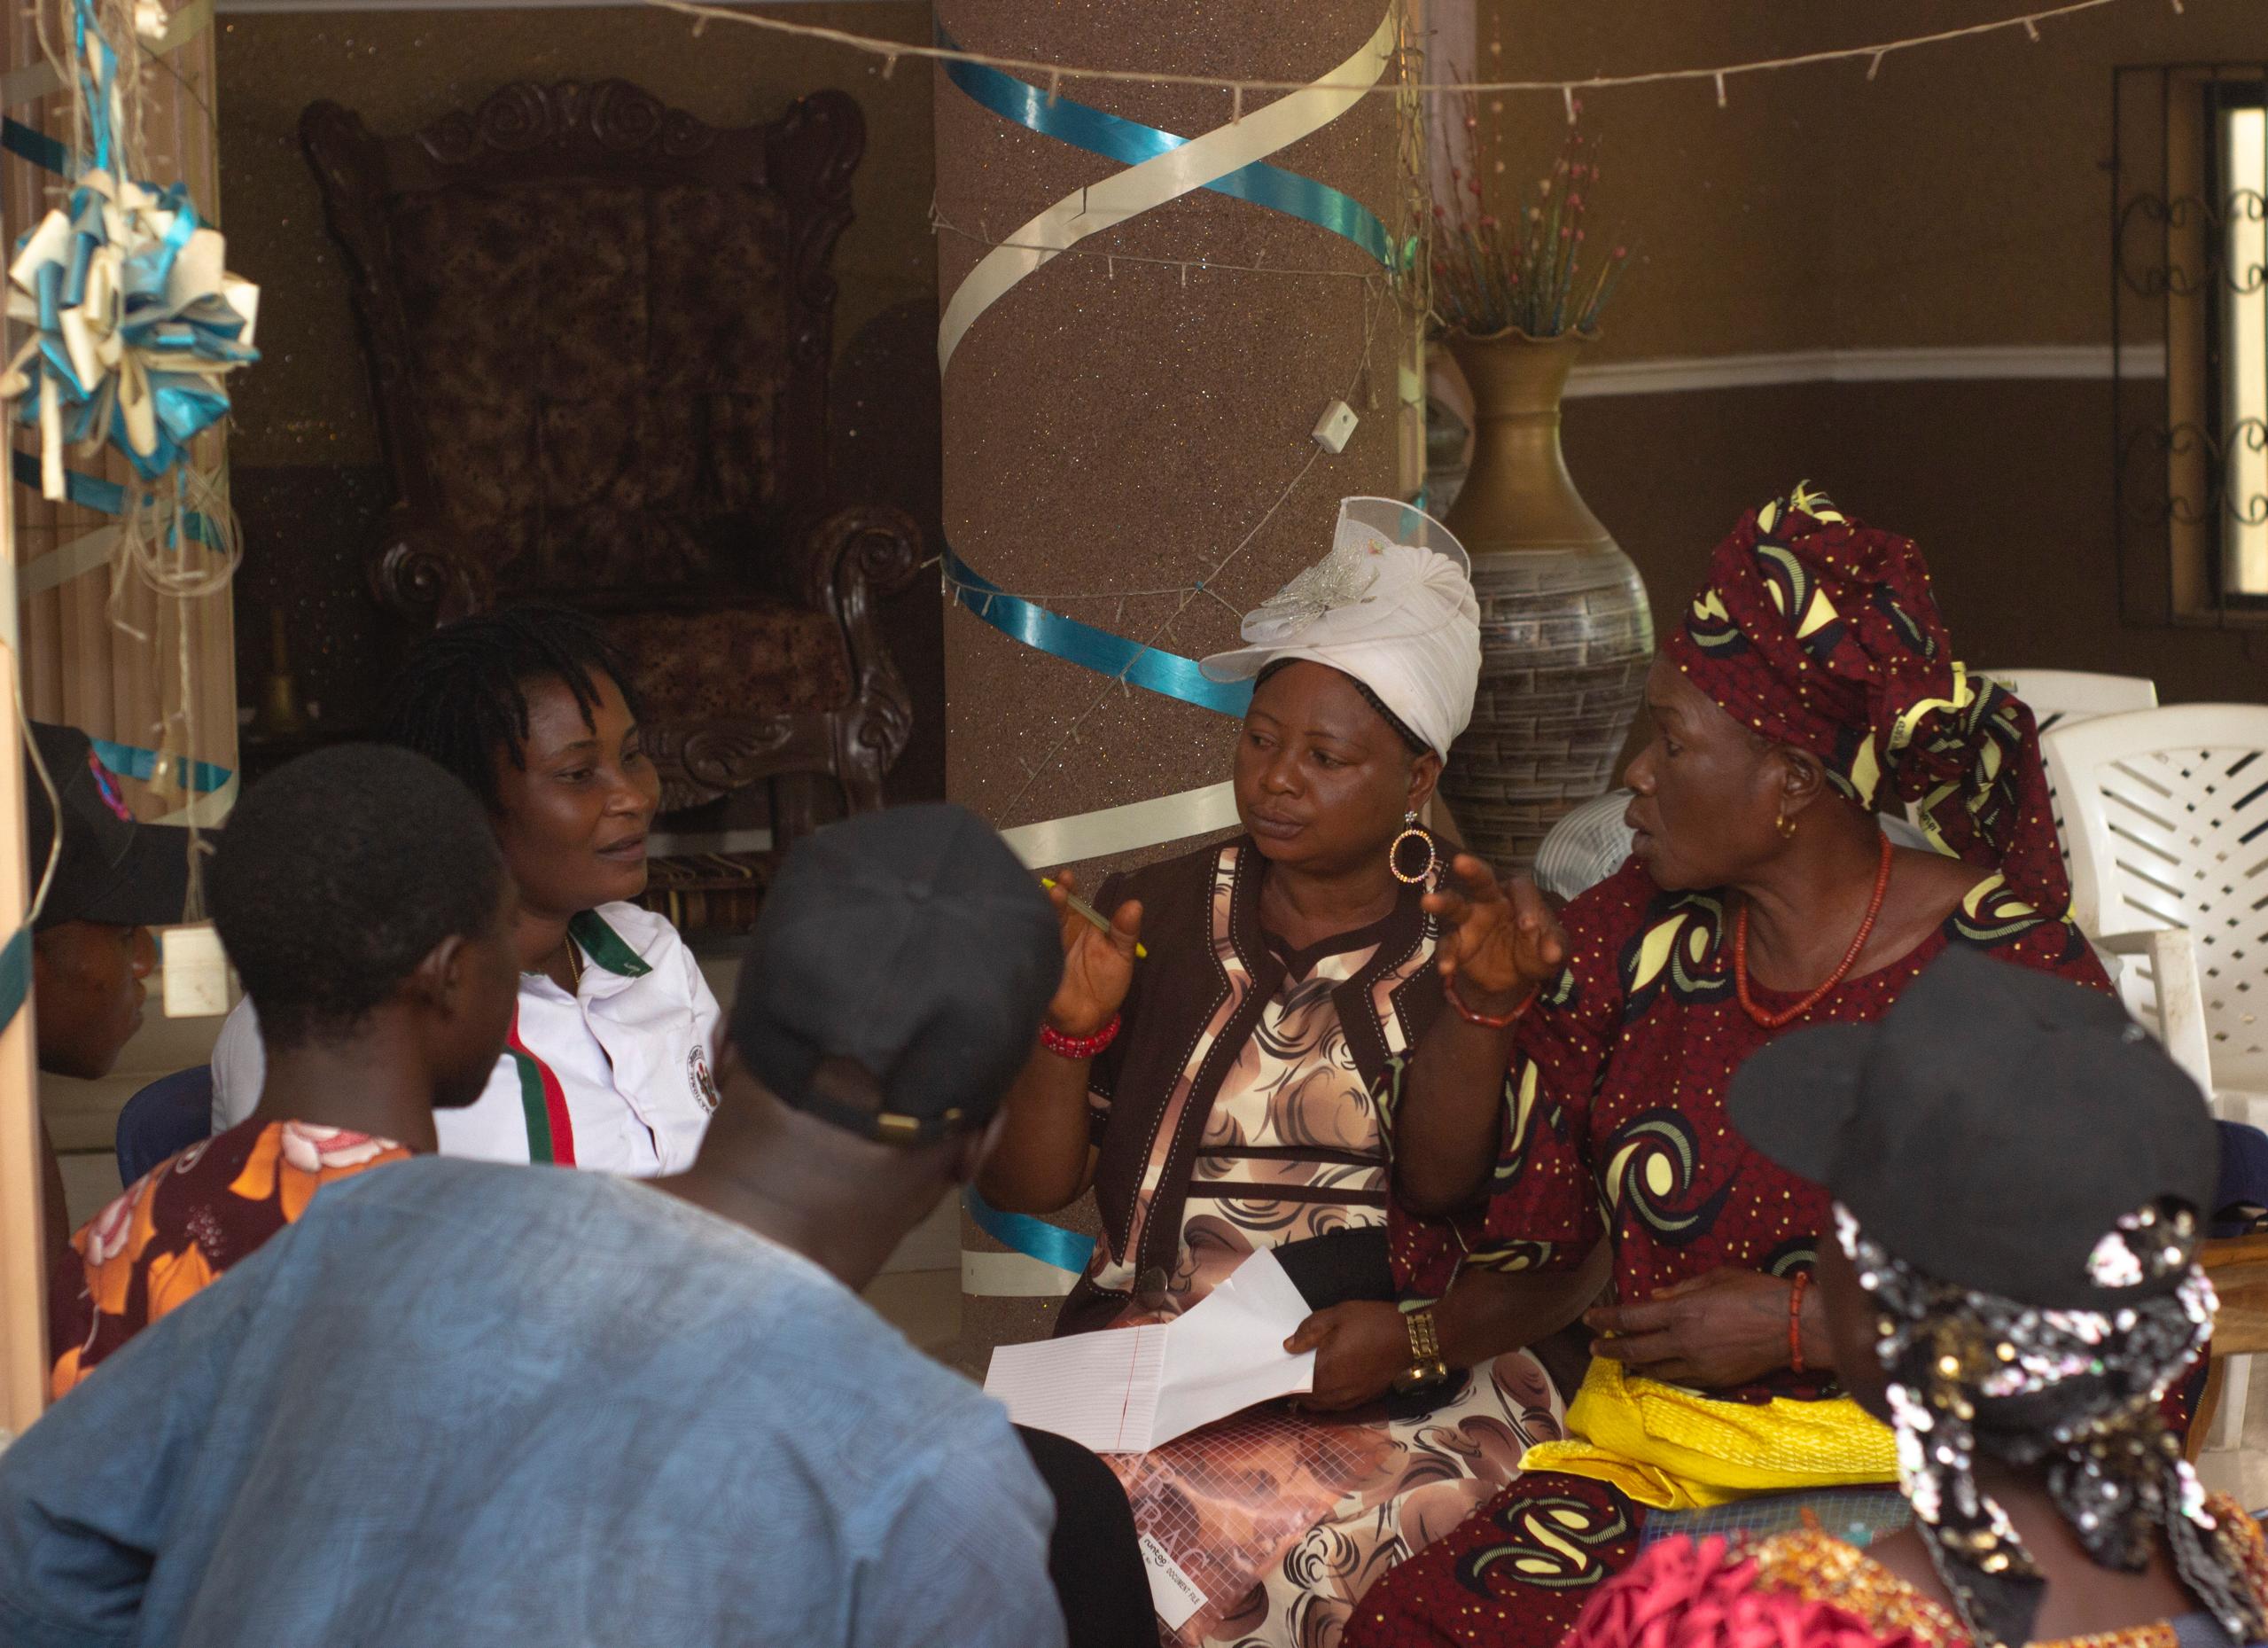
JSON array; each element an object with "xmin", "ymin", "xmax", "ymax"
[{"xmin": 300, "ymin": 80, "xmax": 921, "ymax": 869}]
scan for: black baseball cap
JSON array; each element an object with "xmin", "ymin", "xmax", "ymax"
[
  {"xmin": 1730, "ymin": 948, "xmax": 2217, "ymax": 1309},
  {"xmin": 730, "ymin": 801, "xmax": 1061, "ymax": 1144},
  {"xmin": 25, "ymin": 722, "xmax": 195, "ymax": 933}
]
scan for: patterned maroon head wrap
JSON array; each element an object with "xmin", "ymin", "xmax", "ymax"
[{"xmin": 1661, "ymin": 483, "xmax": 2070, "ymax": 913}]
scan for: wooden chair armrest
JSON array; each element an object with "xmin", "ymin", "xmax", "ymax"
[
  {"xmin": 2201, "ymin": 1237, "xmax": 2268, "ymax": 1356},
  {"xmin": 366, "ymin": 507, "xmax": 488, "ymax": 626},
  {"xmin": 791, "ymin": 502, "xmax": 924, "ymax": 613}
]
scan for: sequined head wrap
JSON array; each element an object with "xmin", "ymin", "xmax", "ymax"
[
  {"xmin": 1664, "ymin": 484, "xmax": 2070, "ymax": 914},
  {"xmin": 1835, "ymin": 1201, "xmax": 2264, "ymax": 1648}
]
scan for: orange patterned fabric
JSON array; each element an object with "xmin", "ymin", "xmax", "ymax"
[{"xmin": 49, "ymin": 1120, "xmax": 409, "ymax": 1399}]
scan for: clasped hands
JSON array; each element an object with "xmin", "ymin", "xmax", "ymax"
[{"xmin": 1586, "ymin": 1268, "xmax": 1821, "ymax": 1390}]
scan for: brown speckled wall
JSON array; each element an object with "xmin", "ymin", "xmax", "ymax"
[
  {"xmin": 1468, "ymin": 0, "xmax": 2268, "ymax": 705},
  {"xmin": 935, "ymin": 0, "xmax": 1403, "ymax": 1359},
  {"xmin": 933, "ymin": 0, "xmax": 1401, "ymax": 840}
]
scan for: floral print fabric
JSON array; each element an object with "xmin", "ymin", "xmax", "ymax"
[
  {"xmin": 50, "ymin": 1119, "xmax": 409, "ymax": 1398},
  {"xmin": 1387, "ymin": 863, "xmax": 2110, "ymax": 1380}
]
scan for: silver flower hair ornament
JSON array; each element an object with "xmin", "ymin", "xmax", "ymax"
[{"xmin": 1239, "ymin": 519, "xmax": 1393, "ymax": 644}]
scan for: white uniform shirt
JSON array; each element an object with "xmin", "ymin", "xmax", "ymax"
[{"xmin": 210, "ymin": 902, "xmax": 721, "ymax": 1175}]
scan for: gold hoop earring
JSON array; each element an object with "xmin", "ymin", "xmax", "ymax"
[
  {"xmin": 1390, "ymin": 811, "xmax": 1438, "ymax": 885},
  {"xmin": 1775, "ymin": 807, "xmax": 1799, "ymax": 841}
]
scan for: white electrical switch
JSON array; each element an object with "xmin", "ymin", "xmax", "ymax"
[
  {"xmin": 1312, "ymin": 400, "xmax": 1360, "ymax": 454},
  {"xmin": 160, "ymin": 925, "xmax": 230, "ymax": 1019}
]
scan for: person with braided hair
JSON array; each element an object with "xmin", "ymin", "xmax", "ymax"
[
  {"xmin": 1560, "ymin": 949, "xmax": 2268, "ymax": 1648},
  {"xmin": 207, "ymin": 603, "xmax": 721, "ymax": 1174}
]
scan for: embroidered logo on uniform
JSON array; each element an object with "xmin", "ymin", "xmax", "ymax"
[
  {"xmin": 87, "ymin": 752, "xmax": 131, "ymax": 822},
  {"xmin": 688, "ymin": 1048, "xmax": 720, "ymax": 1113}
]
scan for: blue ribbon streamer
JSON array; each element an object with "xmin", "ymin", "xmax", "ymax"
[
  {"xmin": 2, "ymin": 118, "xmax": 71, "ymax": 177},
  {"xmin": 946, "ymin": 545, "xmax": 1253, "ymax": 717},
  {"xmin": 966, "ymin": 1186, "xmax": 1097, "ymax": 1276},
  {"xmin": 938, "ymin": 27, "xmax": 1395, "ymax": 270},
  {"xmin": 11, "ymin": 452, "xmax": 225, "ymax": 551},
  {"xmin": 88, "ymin": 736, "xmax": 230, "ymax": 796},
  {"xmin": 0, "ymin": 926, "xmax": 27, "ymax": 1035},
  {"xmin": 73, "ymin": 0, "xmax": 115, "ymax": 179}
]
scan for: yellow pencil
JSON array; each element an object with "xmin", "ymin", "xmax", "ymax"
[{"xmin": 1040, "ymin": 878, "xmax": 1149, "ymax": 959}]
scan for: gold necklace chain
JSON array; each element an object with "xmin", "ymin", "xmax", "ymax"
[{"xmin": 523, "ymin": 936, "xmax": 584, "ymax": 991}]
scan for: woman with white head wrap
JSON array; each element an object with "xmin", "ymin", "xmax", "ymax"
[
  {"xmin": 980, "ymin": 499, "xmax": 1603, "ymax": 1648},
  {"xmin": 1201, "ymin": 495, "xmax": 1484, "ymax": 763}
]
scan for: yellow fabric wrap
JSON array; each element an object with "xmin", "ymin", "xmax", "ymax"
[{"xmin": 1518, "ymin": 1357, "xmax": 1899, "ymax": 1511}]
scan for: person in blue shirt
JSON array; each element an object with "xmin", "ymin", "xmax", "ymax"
[{"xmin": 0, "ymin": 803, "xmax": 1076, "ymax": 1648}]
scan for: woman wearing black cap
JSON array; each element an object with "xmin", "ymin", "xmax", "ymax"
[{"xmin": 1558, "ymin": 951, "xmax": 2268, "ymax": 1648}]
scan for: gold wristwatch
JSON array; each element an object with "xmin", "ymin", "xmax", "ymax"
[{"xmin": 1391, "ymin": 1306, "xmax": 1451, "ymax": 1394}]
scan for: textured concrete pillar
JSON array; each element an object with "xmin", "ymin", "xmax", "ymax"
[{"xmin": 933, "ymin": 0, "xmax": 1406, "ymax": 1363}]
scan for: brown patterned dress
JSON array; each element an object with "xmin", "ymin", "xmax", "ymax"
[{"xmin": 1064, "ymin": 840, "xmax": 1564, "ymax": 1648}]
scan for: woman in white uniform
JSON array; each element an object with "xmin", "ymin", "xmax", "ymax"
[{"xmin": 211, "ymin": 605, "xmax": 721, "ymax": 1175}]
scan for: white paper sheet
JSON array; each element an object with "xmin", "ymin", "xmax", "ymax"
[{"xmin": 983, "ymin": 1248, "xmax": 1317, "ymax": 1454}]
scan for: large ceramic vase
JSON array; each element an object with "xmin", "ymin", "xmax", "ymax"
[{"xmin": 1438, "ymin": 332, "xmax": 1653, "ymax": 877}]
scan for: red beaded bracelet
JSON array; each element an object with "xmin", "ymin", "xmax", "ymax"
[
  {"xmin": 1040, "ymin": 1013, "xmax": 1122, "ymax": 1061},
  {"xmin": 1446, "ymin": 976, "xmax": 1529, "ymax": 1031},
  {"xmin": 1789, "ymin": 1270, "xmax": 1812, "ymax": 1375}
]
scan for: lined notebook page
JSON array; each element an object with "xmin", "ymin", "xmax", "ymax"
[
  {"xmin": 982, "ymin": 1250, "xmax": 1316, "ymax": 1454},
  {"xmin": 986, "ymin": 1324, "xmax": 1170, "ymax": 1453}
]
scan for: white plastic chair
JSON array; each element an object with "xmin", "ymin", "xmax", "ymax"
[
  {"xmin": 2041, "ymin": 704, "xmax": 2268, "ymax": 1483},
  {"xmin": 1982, "ymin": 668, "xmax": 2160, "ymax": 733},
  {"xmin": 1964, "ymin": 668, "xmax": 2160, "ymax": 845},
  {"xmin": 2039, "ymin": 703, "xmax": 2268, "ymax": 1117}
]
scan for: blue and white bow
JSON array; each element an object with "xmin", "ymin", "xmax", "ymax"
[{"xmin": 0, "ymin": 171, "xmax": 258, "ymax": 497}]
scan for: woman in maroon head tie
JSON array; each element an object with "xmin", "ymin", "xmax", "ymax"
[{"xmin": 1344, "ymin": 484, "xmax": 2114, "ymax": 1648}]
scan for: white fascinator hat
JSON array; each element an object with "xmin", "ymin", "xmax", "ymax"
[{"xmin": 1200, "ymin": 496, "xmax": 1481, "ymax": 760}]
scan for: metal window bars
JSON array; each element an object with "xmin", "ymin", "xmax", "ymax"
[{"xmin": 2112, "ymin": 65, "xmax": 2268, "ymax": 623}]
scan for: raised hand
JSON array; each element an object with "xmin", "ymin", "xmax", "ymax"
[
  {"xmin": 1422, "ymin": 854, "xmax": 1568, "ymax": 1013},
  {"xmin": 1043, "ymin": 871, "xmax": 1142, "ymax": 1039}
]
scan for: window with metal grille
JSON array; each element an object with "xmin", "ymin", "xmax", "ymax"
[{"xmin": 2113, "ymin": 67, "xmax": 2268, "ymax": 621}]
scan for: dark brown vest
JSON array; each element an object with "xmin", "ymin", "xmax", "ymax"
[{"xmin": 1054, "ymin": 838, "xmax": 1445, "ymax": 1336}]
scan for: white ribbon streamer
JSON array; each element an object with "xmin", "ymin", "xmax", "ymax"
[
  {"xmin": 962, "ymin": 1246, "xmax": 1079, "ymax": 1298},
  {"xmin": 937, "ymin": 8, "xmax": 1395, "ymax": 371},
  {"xmin": 1001, "ymin": 779, "xmax": 1240, "ymax": 870},
  {"xmin": 154, "ymin": 769, "xmax": 232, "ymax": 826},
  {"xmin": 16, "ymin": 523, "xmax": 119, "ymax": 597},
  {"xmin": 0, "ymin": 64, "xmax": 63, "ymax": 109}
]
